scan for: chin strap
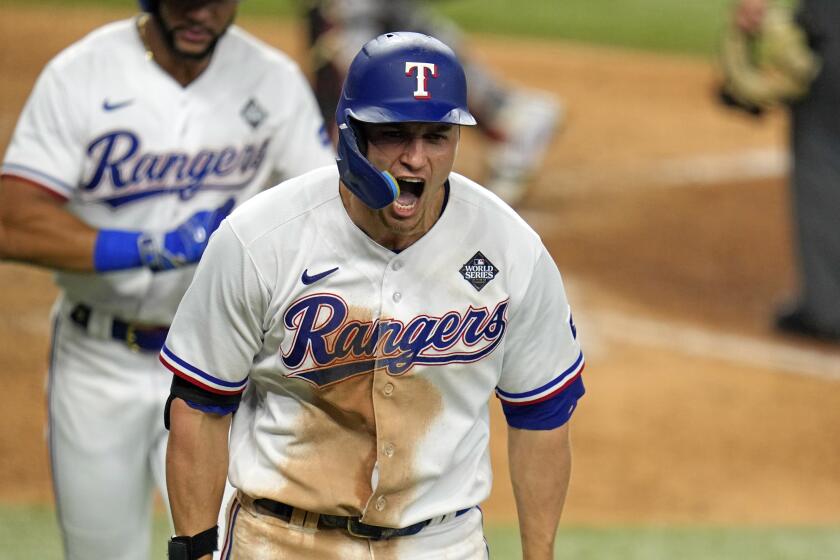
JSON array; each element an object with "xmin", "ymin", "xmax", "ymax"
[{"xmin": 336, "ymin": 122, "xmax": 400, "ymax": 209}]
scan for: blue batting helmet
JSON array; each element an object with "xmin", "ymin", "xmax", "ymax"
[{"xmin": 335, "ymin": 32, "xmax": 476, "ymax": 209}]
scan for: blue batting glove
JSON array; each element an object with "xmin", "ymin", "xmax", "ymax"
[{"xmin": 138, "ymin": 198, "xmax": 235, "ymax": 272}]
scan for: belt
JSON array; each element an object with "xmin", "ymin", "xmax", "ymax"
[
  {"xmin": 253, "ymin": 498, "xmax": 471, "ymax": 540},
  {"xmin": 69, "ymin": 303, "xmax": 169, "ymax": 352}
]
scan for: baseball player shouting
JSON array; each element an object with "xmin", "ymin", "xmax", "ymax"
[
  {"xmin": 162, "ymin": 31, "xmax": 586, "ymax": 559},
  {"xmin": 0, "ymin": 1, "xmax": 333, "ymax": 558}
]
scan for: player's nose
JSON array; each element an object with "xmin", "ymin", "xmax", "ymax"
[
  {"xmin": 398, "ymin": 137, "xmax": 428, "ymax": 169},
  {"xmin": 178, "ymin": 0, "xmax": 220, "ymax": 20}
]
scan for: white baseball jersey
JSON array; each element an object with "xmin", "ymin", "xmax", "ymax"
[
  {"xmin": 161, "ymin": 165, "xmax": 584, "ymax": 528},
  {"xmin": 2, "ymin": 18, "xmax": 334, "ymax": 324}
]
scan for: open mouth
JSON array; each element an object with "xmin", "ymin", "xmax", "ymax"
[
  {"xmin": 397, "ymin": 178, "xmax": 425, "ymax": 198},
  {"xmin": 392, "ymin": 178, "xmax": 425, "ymax": 217}
]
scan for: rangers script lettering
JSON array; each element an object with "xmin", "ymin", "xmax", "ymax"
[
  {"xmin": 84, "ymin": 131, "xmax": 270, "ymax": 206},
  {"xmin": 282, "ymin": 293, "xmax": 508, "ymax": 384}
]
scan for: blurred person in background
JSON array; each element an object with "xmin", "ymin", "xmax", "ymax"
[
  {"xmin": 302, "ymin": 0, "xmax": 564, "ymax": 206},
  {"xmin": 735, "ymin": 0, "xmax": 840, "ymax": 341}
]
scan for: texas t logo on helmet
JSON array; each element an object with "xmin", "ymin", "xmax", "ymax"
[
  {"xmin": 334, "ymin": 32, "xmax": 476, "ymax": 209},
  {"xmin": 405, "ymin": 62, "xmax": 438, "ymax": 99}
]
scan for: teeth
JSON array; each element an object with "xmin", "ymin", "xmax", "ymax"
[
  {"xmin": 395, "ymin": 177, "xmax": 424, "ymax": 207},
  {"xmin": 394, "ymin": 196, "xmax": 417, "ymax": 210}
]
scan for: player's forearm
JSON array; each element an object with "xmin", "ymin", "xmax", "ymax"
[
  {"xmin": 166, "ymin": 398, "xmax": 231, "ymax": 539},
  {"xmin": 0, "ymin": 178, "xmax": 96, "ymax": 271},
  {"xmin": 2, "ymin": 178, "xmax": 235, "ymax": 274},
  {"xmin": 508, "ymin": 423, "xmax": 573, "ymax": 560},
  {"xmin": 0, "ymin": 221, "xmax": 96, "ymax": 271}
]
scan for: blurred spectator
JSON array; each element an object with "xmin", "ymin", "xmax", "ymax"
[
  {"xmin": 736, "ymin": 0, "xmax": 840, "ymax": 341},
  {"xmin": 303, "ymin": 0, "xmax": 564, "ymax": 206}
]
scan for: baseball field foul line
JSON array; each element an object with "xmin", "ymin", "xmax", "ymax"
[
  {"xmin": 586, "ymin": 309, "xmax": 840, "ymax": 381},
  {"xmin": 532, "ymin": 147, "xmax": 788, "ymax": 200},
  {"xmin": 653, "ymin": 148, "xmax": 788, "ymax": 188}
]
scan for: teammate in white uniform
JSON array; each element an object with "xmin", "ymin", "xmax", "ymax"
[
  {"xmin": 163, "ymin": 32, "xmax": 585, "ymax": 560},
  {"xmin": 0, "ymin": 1, "xmax": 333, "ymax": 558}
]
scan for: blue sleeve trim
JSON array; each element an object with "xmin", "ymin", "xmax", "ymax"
[
  {"xmin": 496, "ymin": 351, "xmax": 584, "ymax": 401},
  {"xmin": 501, "ymin": 375, "xmax": 585, "ymax": 430},
  {"xmin": 161, "ymin": 345, "xmax": 249, "ymax": 391},
  {"xmin": 184, "ymin": 399, "xmax": 239, "ymax": 416}
]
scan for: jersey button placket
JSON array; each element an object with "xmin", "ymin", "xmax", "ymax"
[
  {"xmin": 372, "ymin": 259, "xmax": 400, "ymax": 522},
  {"xmin": 176, "ymin": 94, "xmax": 191, "ymax": 139}
]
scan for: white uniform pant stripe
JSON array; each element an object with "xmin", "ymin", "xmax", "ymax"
[
  {"xmin": 46, "ymin": 307, "xmax": 68, "ymax": 558},
  {"xmin": 220, "ymin": 496, "xmax": 242, "ymax": 559}
]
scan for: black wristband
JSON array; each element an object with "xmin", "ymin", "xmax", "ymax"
[{"xmin": 167, "ymin": 525, "xmax": 218, "ymax": 560}]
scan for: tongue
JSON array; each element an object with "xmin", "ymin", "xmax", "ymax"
[{"xmin": 392, "ymin": 191, "xmax": 419, "ymax": 217}]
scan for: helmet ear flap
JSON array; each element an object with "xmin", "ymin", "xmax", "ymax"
[{"xmin": 348, "ymin": 117, "xmax": 368, "ymax": 157}]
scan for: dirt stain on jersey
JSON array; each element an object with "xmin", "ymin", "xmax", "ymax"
[
  {"xmin": 361, "ymin": 370, "xmax": 444, "ymax": 527},
  {"xmin": 272, "ymin": 304, "xmax": 445, "ymax": 527},
  {"xmin": 269, "ymin": 390, "xmax": 376, "ymax": 515},
  {"xmin": 272, "ymin": 305, "xmax": 379, "ymax": 515}
]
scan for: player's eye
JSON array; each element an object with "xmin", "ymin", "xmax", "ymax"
[{"xmin": 369, "ymin": 129, "xmax": 410, "ymax": 145}]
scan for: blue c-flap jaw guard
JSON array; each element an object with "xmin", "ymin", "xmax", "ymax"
[{"xmin": 336, "ymin": 122, "xmax": 400, "ymax": 209}]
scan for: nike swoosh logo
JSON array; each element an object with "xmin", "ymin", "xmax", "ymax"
[
  {"xmin": 102, "ymin": 99, "xmax": 134, "ymax": 112},
  {"xmin": 301, "ymin": 266, "xmax": 339, "ymax": 285}
]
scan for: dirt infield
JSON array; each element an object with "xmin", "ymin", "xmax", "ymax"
[{"xmin": 2, "ymin": 4, "xmax": 840, "ymax": 526}]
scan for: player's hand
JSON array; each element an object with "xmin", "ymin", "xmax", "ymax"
[{"xmin": 138, "ymin": 198, "xmax": 235, "ymax": 272}]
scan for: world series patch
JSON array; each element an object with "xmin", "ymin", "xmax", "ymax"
[
  {"xmin": 241, "ymin": 98, "xmax": 267, "ymax": 129},
  {"xmin": 460, "ymin": 251, "xmax": 498, "ymax": 291}
]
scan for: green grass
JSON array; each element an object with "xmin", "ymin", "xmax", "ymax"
[
  {"xmin": 0, "ymin": 504, "xmax": 170, "ymax": 560},
  {"xmin": 436, "ymin": 0, "xmax": 733, "ymax": 55},
  {"xmin": 11, "ymin": 0, "xmax": 737, "ymax": 56},
  {"xmin": 2, "ymin": 504, "xmax": 840, "ymax": 560}
]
